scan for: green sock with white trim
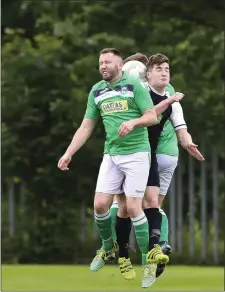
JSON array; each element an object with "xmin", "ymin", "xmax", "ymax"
[
  {"xmin": 109, "ymin": 205, "xmax": 118, "ymax": 241},
  {"xmin": 131, "ymin": 212, "xmax": 149, "ymax": 264},
  {"xmin": 159, "ymin": 208, "xmax": 169, "ymax": 243},
  {"xmin": 95, "ymin": 211, "xmax": 114, "ymax": 251}
]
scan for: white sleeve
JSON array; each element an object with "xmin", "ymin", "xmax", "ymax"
[{"xmin": 169, "ymin": 102, "xmax": 187, "ymax": 131}]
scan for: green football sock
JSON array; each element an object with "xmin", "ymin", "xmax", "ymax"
[
  {"xmin": 95, "ymin": 211, "xmax": 114, "ymax": 251},
  {"xmin": 159, "ymin": 208, "xmax": 169, "ymax": 242},
  {"xmin": 109, "ymin": 206, "xmax": 118, "ymax": 241},
  {"xmin": 131, "ymin": 213, "xmax": 149, "ymax": 265}
]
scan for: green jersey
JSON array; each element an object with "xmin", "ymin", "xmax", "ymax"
[
  {"xmin": 84, "ymin": 72, "xmax": 154, "ymax": 155},
  {"xmin": 156, "ymin": 84, "xmax": 179, "ymax": 156}
]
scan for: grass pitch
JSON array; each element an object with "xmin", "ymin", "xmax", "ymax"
[{"xmin": 1, "ymin": 265, "xmax": 224, "ymax": 291}]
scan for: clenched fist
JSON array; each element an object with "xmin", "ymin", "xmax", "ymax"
[{"xmin": 169, "ymin": 92, "xmax": 185, "ymax": 103}]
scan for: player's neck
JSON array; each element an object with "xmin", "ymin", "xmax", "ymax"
[
  {"xmin": 107, "ymin": 72, "xmax": 122, "ymax": 85},
  {"xmin": 149, "ymin": 84, "xmax": 166, "ymax": 96}
]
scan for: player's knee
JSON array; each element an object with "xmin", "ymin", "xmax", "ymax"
[
  {"xmin": 94, "ymin": 193, "xmax": 110, "ymax": 213},
  {"xmin": 94, "ymin": 202, "xmax": 108, "ymax": 214},
  {"xmin": 126, "ymin": 198, "xmax": 142, "ymax": 217},
  {"xmin": 143, "ymin": 196, "xmax": 158, "ymax": 209},
  {"xmin": 144, "ymin": 186, "xmax": 160, "ymax": 208},
  {"xmin": 127, "ymin": 206, "xmax": 140, "ymax": 217}
]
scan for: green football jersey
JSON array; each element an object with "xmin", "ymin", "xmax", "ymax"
[
  {"xmin": 84, "ymin": 72, "xmax": 154, "ymax": 155},
  {"xmin": 156, "ymin": 83, "xmax": 179, "ymax": 157}
]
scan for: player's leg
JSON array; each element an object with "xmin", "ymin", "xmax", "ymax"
[
  {"xmin": 110, "ymin": 199, "xmax": 119, "ymax": 241},
  {"xmin": 117, "ymin": 152, "xmax": 158, "ymax": 288},
  {"xmin": 118, "ymin": 153, "xmax": 150, "ymax": 260},
  {"xmin": 97, "ymin": 198, "xmax": 119, "ymax": 264},
  {"xmin": 155, "ymin": 154, "xmax": 178, "ymax": 278},
  {"xmin": 116, "ymin": 194, "xmax": 131, "ymax": 260},
  {"xmin": 157, "ymin": 154, "xmax": 178, "ymax": 245},
  {"xmin": 90, "ymin": 154, "xmax": 124, "ymax": 271},
  {"xmin": 158, "ymin": 196, "xmax": 169, "ymax": 244},
  {"xmin": 142, "ymin": 153, "xmax": 168, "ymax": 257},
  {"xmin": 142, "ymin": 153, "xmax": 168, "ymax": 286},
  {"xmin": 115, "ymin": 194, "xmax": 135, "ymax": 280},
  {"xmin": 96, "ymin": 195, "xmax": 128, "ymax": 264}
]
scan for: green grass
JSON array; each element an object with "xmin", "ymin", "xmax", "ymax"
[{"xmin": 1, "ymin": 265, "xmax": 224, "ymax": 291}]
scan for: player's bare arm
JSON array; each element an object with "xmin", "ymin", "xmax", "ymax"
[
  {"xmin": 154, "ymin": 92, "xmax": 184, "ymax": 116},
  {"xmin": 58, "ymin": 118, "xmax": 97, "ymax": 170},
  {"xmin": 176, "ymin": 128, "xmax": 205, "ymax": 161},
  {"xmin": 118, "ymin": 108, "xmax": 157, "ymax": 137}
]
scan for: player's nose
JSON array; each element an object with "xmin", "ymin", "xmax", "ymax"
[{"xmin": 101, "ymin": 64, "xmax": 107, "ymax": 70}]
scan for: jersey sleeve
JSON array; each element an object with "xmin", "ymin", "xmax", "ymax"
[
  {"xmin": 133, "ymin": 79, "xmax": 154, "ymax": 113},
  {"xmin": 84, "ymin": 90, "xmax": 100, "ymax": 120},
  {"xmin": 169, "ymin": 102, "xmax": 187, "ymax": 131}
]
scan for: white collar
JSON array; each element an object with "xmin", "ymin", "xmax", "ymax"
[{"xmin": 148, "ymin": 84, "xmax": 166, "ymax": 96}]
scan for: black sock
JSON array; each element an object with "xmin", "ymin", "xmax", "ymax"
[
  {"xmin": 115, "ymin": 216, "xmax": 131, "ymax": 259},
  {"xmin": 144, "ymin": 208, "xmax": 162, "ymax": 250}
]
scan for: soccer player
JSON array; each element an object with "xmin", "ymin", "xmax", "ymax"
[
  {"xmin": 144, "ymin": 53, "xmax": 203, "ymax": 283},
  {"xmin": 57, "ymin": 48, "xmax": 168, "ymax": 288},
  {"xmin": 111, "ymin": 54, "xmax": 204, "ymax": 285}
]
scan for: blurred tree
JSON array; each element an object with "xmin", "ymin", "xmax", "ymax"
[{"xmin": 2, "ymin": 1, "xmax": 224, "ymax": 263}]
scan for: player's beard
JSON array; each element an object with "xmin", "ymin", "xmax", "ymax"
[{"xmin": 101, "ymin": 66, "xmax": 119, "ymax": 82}]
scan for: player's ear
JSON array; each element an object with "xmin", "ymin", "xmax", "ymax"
[
  {"xmin": 146, "ymin": 71, "xmax": 151, "ymax": 79},
  {"xmin": 118, "ymin": 61, "xmax": 123, "ymax": 70}
]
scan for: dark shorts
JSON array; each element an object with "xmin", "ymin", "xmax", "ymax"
[{"xmin": 147, "ymin": 152, "xmax": 160, "ymax": 187}]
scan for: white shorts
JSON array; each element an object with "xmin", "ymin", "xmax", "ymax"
[
  {"xmin": 156, "ymin": 154, "xmax": 178, "ymax": 196},
  {"xmin": 96, "ymin": 152, "xmax": 150, "ymax": 198}
]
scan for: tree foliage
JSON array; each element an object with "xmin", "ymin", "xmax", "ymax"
[{"xmin": 2, "ymin": 1, "xmax": 224, "ymax": 263}]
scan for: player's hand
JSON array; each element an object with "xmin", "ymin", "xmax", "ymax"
[
  {"xmin": 58, "ymin": 153, "xmax": 72, "ymax": 171},
  {"xmin": 169, "ymin": 92, "xmax": 184, "ymax": 103},
  {"xmin": 186, "ymin": 143, "xmax": 205, "ymax": 161},
  {"xmin": 118, "ymin": 120, "xmax": 136, "ymax": 137}
]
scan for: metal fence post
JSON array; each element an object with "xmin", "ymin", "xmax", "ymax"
[
  {"xmin": 188, "ymin": 156, "xmax": 195, "ymax": 256},
  {"xmin": 9, "ymin": 178, "xmax": 15, "ymax": 237},
  {"xmin": 200, "ymin": 140, "xmax": 207, "ymax": 262},
  {"xmin": 177, "ymin": 155, "xmax": 183, "ymax": 253},
  {"xmin": 169, "ymin": 173, "xmax": 176, "ymax": 250},
  {"xmin": 212, "ymin": 148, "xmax": 219, "ymax": 264}
]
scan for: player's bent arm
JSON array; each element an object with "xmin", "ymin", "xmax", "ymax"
[
  {"xmin": 176, "ymin": 128, "xmax": 193, "ymax": 149},
  {"xmin": 132, "ymin": 108, "xmax": 158, "ymax": 127},
  {"xmin": 154, "ymin": 99, "xmax": 172, "ymax": 117},
  {"xmin": 65, "ymin": 118, "xmax": 97, "ymax": 157},
  {"xmin": 154, "ymin": 92, "xmax": 184, "ymax": 116}
]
